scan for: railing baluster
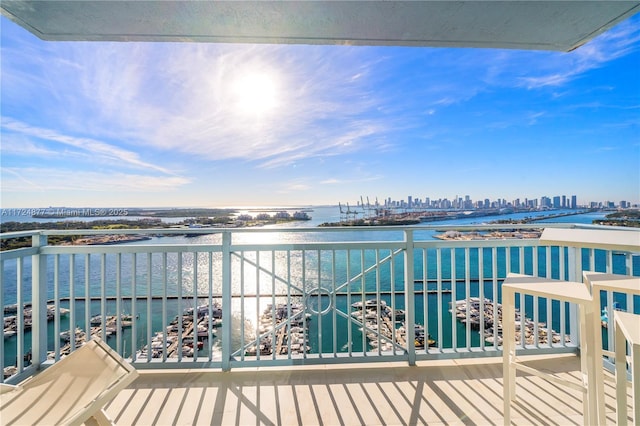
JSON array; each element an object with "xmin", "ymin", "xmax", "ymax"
[
  {"xmin": 0, "ymin": 258, "xmax": 4, "ymax": 377},
  {"xmin": 100, "ymin": 254, "xmax": 106, "ymax": 346},
  {"xmin": 221, "ymin": 232, "xmax": 231, "ymax": 371},
  {"xmin": 533, "ymin": 295, "xmax": 539, "ymax": 349},
  {"xmin": 32, "ymin": 234, "xmax": 47, "ymax": 366},
  {"xmin": 346, "ymin": 249, "xmax": 352, "ymax": 357},
  {"xmin": 270, "ymin": 251, "xmax": 276, "ymax": 361},
  {"xmin": 451, "ymin": 248, "xmax": 456, "ymax": 351},
  {"xmin": 465, "ymin": 247, "xmax": 471, "ymax": 351},
  {"xmin": 492, "ymin": 247, "xmax": 498, "ymax": 349},
  {"xmin": 360, "ymin": 249, "xmax": 367, "ymax": 355},
  {"xmin": 131, "ymin": 253, "xmax": 137, "ymax": 361},
  {"xmin": 518, "ymin": 246, "xmax": 524, "ymax": 274},
  {"xmin": 16, "ymin": 257, "xmax": 24, "ymax": 372},
  {"xmin": 545, "ymin": 246, "xmax": 551, "ymax": 279},
  {"xmin": 147, "ymin": 253, "xmax": 152, "ymax": 363},
  {"xmin": 423, "ymin": 248, "xmax": 429, "ymax": 353},
  {"xmin": 375, "ymin": 249, "xmax": 381, "ymax": 356},
  {"xmin": 239, "ymin": 251, "xmax": 246, "ymax": 363},
  {"xmin": 478, "ymin": 248, "xmax": 485, "ymax": 351},
  {"xmin": 69, "ymin": 255, "xmax": 75, "ymax": 352},
  {"xmin": 255, "ymin": 251, "xmax": 260, "ymax": 362},
  {"xmin": 84, "ymin": 254, "xmax": 90, "ymax": 342},
  {"xmin": 162, "ymin": 252, "xmax": 168, "ymax": 362},
  {"xmin": 437, "ymin": 248, "xmax": 443, "ymax": 351},
  {"xmin": 331, "ymin": 250, "xmax": 337, "ymax": 357},
  {"xmin": 193, "ymin": 251, "xmax": 198, "ymax": 361},
  {"xmin": 317, "ymin": 249, "xmax": 322, "ymax": 357},
  {"xmin": 116, "ymin": 253, "xmax": 122, "ymax": 355},
  {"xmin": 287, "ymin": 250, "xmax": 292, "ymax": 359},
  {"xmin": 54, "ymin": 254, "xmax": 61, "ymax": 360},
  {"xmin": 208, "ymin": 251, "xmax": 213, "ymax": 363},
  {"xmin": 177, "ymin": 252, "xmax": 182, "ymax": 362}
]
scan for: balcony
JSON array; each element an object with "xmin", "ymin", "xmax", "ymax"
[
  {"xmin": 1, "ymin": 224, "xmax": 639, "ymax": 423},
  {"xmin": 104, "ymin": 354, "xmax": 628, "ymax": 425}
]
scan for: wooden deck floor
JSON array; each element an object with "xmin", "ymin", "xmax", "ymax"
[{"xmin": 105, "ymin": 354, "xmax": 632, "ymax": 425}]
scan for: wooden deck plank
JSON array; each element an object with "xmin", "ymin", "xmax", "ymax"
[{"xmin": 105, "ymin": 354, "xmax": 633, "ymax": 425}]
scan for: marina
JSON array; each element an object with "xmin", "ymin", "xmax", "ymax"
[
  {"xmin": 245, "ymin": 303, "xmax": 311, "ymax": 356},
  {"xmin": 451, "ymin": 297, "xmax": 565, "ymax": 346},
  {"xmin": 136, "ymin": 302, "xmax": 223, "ymax": 359},
  {"xmin": 351, "ymin": 299, "xmax": 436, "ymax": 351},
  {"xmin": 3, "ymin": 305, "xmax": 70, "ymax": 339}
]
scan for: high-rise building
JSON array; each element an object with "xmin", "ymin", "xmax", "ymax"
[
  {"xmin": 553, "ymin": 196, "xmax": 561, "ymax": 208},
  {"xmin": 571, "ymin": 195, "xmax": 577, "ymax": 209},
  {"xmin": 540, "ymin": 196, "xmax": 551, "ymax": 208}
]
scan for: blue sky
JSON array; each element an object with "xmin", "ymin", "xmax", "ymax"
[{"xmin": 1, "ymin": 14, "xmax": 639, "ymax": 208}]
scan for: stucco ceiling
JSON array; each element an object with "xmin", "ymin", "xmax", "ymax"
[{"xmin": 2, "ymin": 1, "xmax": 639, "ymax": 51}]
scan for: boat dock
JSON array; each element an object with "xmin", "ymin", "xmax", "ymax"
[
  {"xmin": 4, "ymin": 305, "xmax": 70, "ymax": 339},
  {"xmin": 137, "ymin": 302, "xmax": 222, "ymax": 359},
  {"xmin": 451, "ymin": 297, "xmax": 566, "ymax": 345},
  {"xmin": 245, "ymin": 303, "xmax": 310, "ymax": 357},
  {"xmin": 351, "ymin": 299, "xmax": 435, "ymax": 351}
]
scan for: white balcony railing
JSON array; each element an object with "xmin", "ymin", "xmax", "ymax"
[{"xmin": 2, "ymin": 224, "xmax": 638, "ymax": 384}]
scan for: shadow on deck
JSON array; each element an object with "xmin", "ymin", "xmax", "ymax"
[{"xmin": 105, "ymin": 354, "xmax": 631, "ymax": 425}]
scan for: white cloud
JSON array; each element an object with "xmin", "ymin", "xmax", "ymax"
[
  {"xmin": 1, "ymin": 118, "xmax": 176, "ymax": 175},
  {"xmin": 519, "ymin": 20, "xmax": 640, "ymax": 89},
  {"xmin": 1, "ymin": 167, "xmax": 190, "ymax": 192},
  {"xmin": 4, "ymin": 41, "xmax": 391, "ymax": 170}
]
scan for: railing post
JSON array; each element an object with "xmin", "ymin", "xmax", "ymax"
[
  {"xmin": 404, "ymin": 229, "xmax": 416, "ymax": 365},
  {"xmin": 31, "ymin": 233, "xmax": 48, "ymax": 366},
  {"xmin": 221, "ymin": 231, "xmax": 232, "ymax": 371},
  {"xmin": 567, "ymin": 246, "xmax": 581, "ymax": 346}
]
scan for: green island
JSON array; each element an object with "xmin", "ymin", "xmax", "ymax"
[{"xmin": 592, "ymin": 210, "xmax": 640, "ymax": 228}]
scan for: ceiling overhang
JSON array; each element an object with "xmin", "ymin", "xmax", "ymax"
[{"xmin": 1, "ymin": 1, "xmax": 639, "ymax": 52}]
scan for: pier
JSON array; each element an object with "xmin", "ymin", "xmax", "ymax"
[
  {"xmin": 3, "ymin": 305, "xmax": 70, "ymax": 339},
  {"xmin": 351, "ymin": 299, "xmax": 436, "ymax": 351},
  {"xmin": 137, "ymin": 302, "xmax": 222, "ymax": 359},
  {"xmin": 245, "ymin": 303, "xmax": 310, "ymax": 357},
  {"xmin": 451, "ymin": 297, "xmax": 566, "ymax": 346}
]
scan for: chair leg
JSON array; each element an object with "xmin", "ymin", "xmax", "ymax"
[
  {"xmin": 91, "ymin": 409, "xmax": 115, "ymax": 426},
  {"xmin": 615, "ymin": 319, "xmax": 629, "ymax": 426}
]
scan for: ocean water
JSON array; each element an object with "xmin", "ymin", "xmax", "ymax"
[{"xmin": 3, "ymin": 207, "xmax": 638, "ymax": 364}]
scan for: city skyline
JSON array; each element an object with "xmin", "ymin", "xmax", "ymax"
[
  {"xmin": 1, "ymin": 14, "xmax": 639, "ymax": 208},
  {"xmin": 353, "ymin": 193, "xmax": 634, "ymax": 210}
]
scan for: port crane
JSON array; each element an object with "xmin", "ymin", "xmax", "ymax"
[
  {"xmin": 338, "ymin": 202, "xmax": 360, "ymax": 222},
  {"xmin": 360, "ymin": 196, "xmax": 379, "ymax": 219}
]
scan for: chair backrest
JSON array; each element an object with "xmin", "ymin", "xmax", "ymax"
[{"xmin": 0, "ymin": 338, "xmax": 138, "ymax": 425}]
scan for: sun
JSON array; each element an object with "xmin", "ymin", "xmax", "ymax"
[{"xmin": 231, "ymin": 72, "xmax": 279, "ymax": 115}]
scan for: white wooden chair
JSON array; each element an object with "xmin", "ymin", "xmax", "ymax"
[{"xmin": 0, "ymin": 338, "xmax": 138, "ymax": 425}]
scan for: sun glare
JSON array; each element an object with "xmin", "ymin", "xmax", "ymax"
[{"xmin": 231, "ymin": 72, "xmax": 279, "ymax": 115}]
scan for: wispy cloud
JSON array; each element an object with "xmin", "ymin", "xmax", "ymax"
[
  {"xmin": 1, "ymin": 40, "xmax": 393, "ymax": 169},
  {"xmin": 1, "ymin": 167, "xmax": 190, "ymax": 192},
  {"xmin": 1, "ymin": 118, "xmax": 175, "ymax": 175},
  {"xmin": 518, "ymin": 20, "xmax": 640, "ymax": 89}
]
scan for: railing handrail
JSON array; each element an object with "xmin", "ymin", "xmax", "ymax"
[{"xmin": 1, "ymin": 222, "xmax": 592, "ymax": 240}]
